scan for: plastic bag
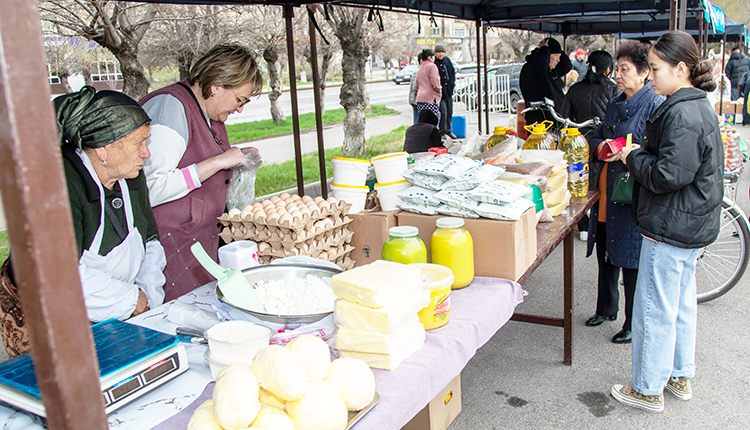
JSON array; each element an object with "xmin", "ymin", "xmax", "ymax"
[
  {"xmin": 399, "ymin": 186, "xmax": 441, "ymax": 205},
  {"xmin": 435, "ymin": 203, "xmax": 480, "ymax": 218},
  {"xmin": 414, "ymin": 154, "xmax": 482, "ymax": 178},
  {"xmin": 401, "ymin": 168, "xmax": 448, "ymax": 190},
  {"xmin": 398, "ymin": 201, "xmax": 439, "ymax": 215},
  {"xmin": 473, "ymin": 199, "xmax": 536, "ymax": 221},
  {"xmin": 457, "ymin": 131, "xmax": 489, "ymax": 158},
  {"xmin": 226, "ymin": 149, "xmax": 262, "ymax": 210},
  {"xmin": 469, "ymin": 181, "xmax": 532, "ymax": 204},
  {"xmin": 440, "ymin": 164, "xmax": 506, "ymax": 191}
]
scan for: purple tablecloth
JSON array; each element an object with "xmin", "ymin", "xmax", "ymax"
[{"xmin": 152, "ymin": 276, "xmax": 523, "ymax": 430}]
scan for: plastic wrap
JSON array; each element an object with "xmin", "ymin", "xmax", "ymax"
[
  {"xmin": 401, "ymin": 168, "xmax": 448, "ymax": 190},
  {"xmin": 440, "ymin": 164, "xmax": 506, "ymax": 191},
  {"xmin": 468, "ymin": 181, "xmax": 532, "ymax": 204},
  {"xmin": 398, "ymin": 201, "xmax": 439, "ymax": 215},
  {"xmin": 333, "ymin": 289, "xmax": 430, "ymax": 333},
  {"xmin": 226, "ymin": 149, "xmax": 262, "ymax": 210},
  {"xmin": 399, "ymin": 186, "xmax": 441, "ymax": 205}
]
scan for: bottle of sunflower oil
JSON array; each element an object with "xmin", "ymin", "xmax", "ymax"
[
  {"xmin": 559, "ymin": 128, "xmax": 589, "ymax": 198},
  {"xmin": 484, "ymin": 127, "xmax": 511, "ymax": 152},
  {"xmin": 522, "ymin": 121, "xmax": 556, "ymax": 150}
]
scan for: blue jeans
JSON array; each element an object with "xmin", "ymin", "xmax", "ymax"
[{"xmin": 631, "ymin": 237, "xmax": 699, "ymax": 395}]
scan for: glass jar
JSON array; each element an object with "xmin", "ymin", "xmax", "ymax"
[
  {"xmin": 430, "ymin": 217, "xmax": 474, "ymax": 289},
  {"xmin": 382, "ymin": 226, "xmax": 427, "ymax": 264}
]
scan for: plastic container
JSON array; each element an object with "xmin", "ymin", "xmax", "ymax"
[
  {"xmin": 559, "ymin": 128, "xmax": 589, "ymax": 198},
  {"xmin": 204, "ymin": 321, "xmax": 272, "ymax": 363},
  {"xmin": 204, "ymin": 349, "xmax": 231, "ymax": 380},
  {"xmin": 411, "ymin": 263, "xmax": 454, "ymax": 330},
  {"xmin": 430, "ymin": 217, "xmax": 474, "ymax": 289},
  {"xmin": 371, "ymin": 152, "xmax": 409, "ymax": 183},
  {"xmin": 429, "ymin": 147, "xmax": 448, "ymax": 155},
  {"xmin": 522, "ymin": 120, "xmax": 556, "ymax": 150},
  {"xmin": 218, "ymin": 240, "xmax": 260, "ymax": 270},
  {"xmin": 382, "ymin": 226, "xmax": 427, "ymax": 264},
  {"xmin": 407, "ymin": 151, "xmax": 436, "ymax": 168},
  {"xmin": 451, "ymin": 115, "xmax": 467, "ymax": 138},
  {"xmin": 374, "ymin": 179, "xmax": 410, "ymax": 211},
  {"xmin": 331, "ymin": 183, "xmax": 369, "ymax": 213},
  {"xmin": 484, "ymin": 126, "xmax": 512, "ymax": 152},
  {"xmin": 332, "ymin": 156, "xmax": 370, "ymax": 186}
]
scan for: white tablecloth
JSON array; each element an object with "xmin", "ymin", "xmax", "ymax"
[{"xmin": 0, "ymin": 277, "xmax": 523, "ymax": 430}]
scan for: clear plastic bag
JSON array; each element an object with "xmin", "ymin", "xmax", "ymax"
[{"xmin": 226, "ymin": 149, "xmax": 262, "ymax": 210}]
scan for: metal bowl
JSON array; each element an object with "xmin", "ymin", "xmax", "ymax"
[{"xmin": 216, "ymin": 264, "xmax": 342, "ymax": 324}]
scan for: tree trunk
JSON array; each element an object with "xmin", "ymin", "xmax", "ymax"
[
  {"xmin": 263, "ymin": 47, "xmax": 286, "ymax": 123},
  {"xmin": 177, "ymin": 51, "xmax": 193, "ymax": 81},
  {"xmin": 103, "ymin": 38, "xmax": 150, "ymax": 99},
  {"xmin": 318, "ymin": 44, "xmax": 333, "ymax": 115},
  {"xmin": 337, "ymin": 27, "xmax": 368, "ymax": 156}
]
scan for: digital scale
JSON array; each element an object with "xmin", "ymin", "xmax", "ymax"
[{"xmin": 0, "ymin": 319, "xmax": 189, "ymax": 417}]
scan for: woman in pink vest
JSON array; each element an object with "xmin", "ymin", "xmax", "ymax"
[
  {"xmin": 140, "ymin": 44, "xmax": 263, "ymax": 301},
  {"xmin": 415, "ymin": 49, "xmax": 442, "ymax": 124}
]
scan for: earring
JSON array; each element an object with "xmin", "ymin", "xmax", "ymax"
[{"xmin": 102, "ymin": 160, "xmax": 108, "ymax": 167}]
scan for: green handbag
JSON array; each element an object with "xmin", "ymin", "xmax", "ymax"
[{"xmin": 610, "ymin": 171, "xmax": 634, "ymax": 205}]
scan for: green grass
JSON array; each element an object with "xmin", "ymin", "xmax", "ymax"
[
  {"xmin": 254, "ymin": 126, "xmax": 407, "ymax": 196},
  {"xmin": 226, "ymin": 105, "xmax": 396, "ymax": 143},
  {"xmin": 0, "ymin": 231, "xmax": 8, "ymax": 263}
]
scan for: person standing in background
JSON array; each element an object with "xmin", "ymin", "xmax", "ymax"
[
  {"xmin": 571, "ymin": 49, "xmax": 589, "ymax": 83},
  {"xmin": 415, "ymin": 49, "xmax": 442, "ymax": 124},
  {"xmin": 519, "ymin": 37, "xmax": 572, "ymax": 125},
  {"xmin": 725, "ymin": 46, "xmax": 749, "ymax": 101},
  {"xmin": 740, "ymin": 70, "xmax": 750, "ymax": 127},
  {"xmin": 409, "ymin": 52, "xmax": 424, "ymax": 124},
  {"xmin": 434, "ymin": 44, "xmax": 457, "ymax": 139}
]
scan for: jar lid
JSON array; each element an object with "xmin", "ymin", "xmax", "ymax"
[
  {"xmin": 436, "ymin": 217, "xmax": 465, "ymax": 229},
  {"xmin": 389, "ymin": 226, "xmax": 419, "ymax": 237}
]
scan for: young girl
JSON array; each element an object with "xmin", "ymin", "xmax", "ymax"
[{"xmin": 609, "ymin": 31, "xmax": 724, "ymax": 413}]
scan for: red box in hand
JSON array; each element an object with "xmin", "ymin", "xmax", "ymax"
[{"xmin": 599, "ymin": 137, "xmax": 628, "ymax": 160}]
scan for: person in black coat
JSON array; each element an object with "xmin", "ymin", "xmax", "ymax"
[
  {"xmin": 740, "ymin": 70, "xmax": 750, "ymax": 126},
  {"xmin": 434, "ymin": 44, "xmax": 456, "ymax": 138},
  {"xmin": 519, "ymin": 37, "xmax": 572, "ymax": 125},
  {"xmin": 403, "ymin": 109, "xmax": 442, "ymax": 154},
  {"xmin": 610, "ymin": 30, "xmax": 722, "ymax": 413},
  {"xmin": 561, "ymin": 50, "xmax": 620, "ymax": 138},
  {"xmin": 725, "ymin": 47, "xmax": 750, "ymax": 101}
]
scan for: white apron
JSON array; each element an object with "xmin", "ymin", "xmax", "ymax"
[{"xmin": 76, "ymin": 149, "xmax": 145, "ymax": 322}]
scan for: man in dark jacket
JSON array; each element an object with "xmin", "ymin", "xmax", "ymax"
[
  {"xmin": 520, "ymin": 37, "xmax": 572, "ymax": 125},
  {"xmin": 434, "ymin": 44, "xmax": 456, "ymax": 138},
  {"xmin": 403, "ymin": 109, "xmax": 442, "ymax": 153},
  {"xmin": 725, "ymin": 47, "xmax": 750, "ymax": 101},
  {"xmin": 741, "ymin": 70, "xmax": 750, "ymax": 126}
]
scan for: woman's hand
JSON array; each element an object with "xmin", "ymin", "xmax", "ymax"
[
  {"xmin": 196, "ymin": 147, "xmax": 249, "ymax": 182},
  {"xmin": 131, "ymin": 290, "xmax": 149, "ymax": 317},
  {"xmin": 612, "ymin": 144, "xmax": 641, "ymax": 164}
]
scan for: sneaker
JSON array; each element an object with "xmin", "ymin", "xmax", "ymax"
[
  {"xmin": 665, "ymin": 377, "xmax": 692, "ymax": 400},
  {"xmin": 611, "ymin": 383, "xmax": 664, "ymax": 413}
]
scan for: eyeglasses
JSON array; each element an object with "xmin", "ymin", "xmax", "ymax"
[{"xmin": 230, "ymin": 89, "xmax": 251, "ymax": 107}]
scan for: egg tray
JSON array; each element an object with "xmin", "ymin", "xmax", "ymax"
[
  {"xmin": 219, "ymin": 200, "xmax": 352, "ymax": 235},
  {"xmin": 264, "ymin": 228, "xmax": 354, "ymax": 253},
  {"xmin": 223, "ymin": 215, "xmax": 352, "ymax": 245},
  {"xmin": 257, "ymin": 254, "xmax": 355, "ymax": 271},
  {"xmin": 257, "ymin": 238, "xmax": 355, "ymax": 259},
  {"xmin": 256, "ymin": 242, "xmax": 355, "ymax": 260}
]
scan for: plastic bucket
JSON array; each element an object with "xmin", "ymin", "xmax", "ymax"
[
  {"xmin": 332, "ymin": 156, "xmax": 370, "ymax": 186},
  {"xmin": 451, "ymin": 115, "xmax": 467, "ymax": 138},
  {"xmin": 371, "ymin": 152, "xmax": 408, "ymax": 184},
  {"xmin": 410, "ymin": 263, "xmax": 454, "ymax": 330},
  {"xmin": 374, "ymin": 179, "xmax": 410, "ymax": 211},
  {"xmin": 407, "ymin": 151, "xmax": 436, "ymax": 168},
  {"xmin": 331, "ymin": 183, "xmax": 369, "ymax": 213}
]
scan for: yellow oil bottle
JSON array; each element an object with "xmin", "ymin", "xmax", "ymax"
[
  {"xmin": 484, "ymin": 127, "xmax": 511, "ymax": 152},
  {"xmin": 522, "ymin": 121, "xmax": 556, "ymax": 150},
  {"xmin": 559, "ymin": 128, "xmax": 589, "ymax": 198}
]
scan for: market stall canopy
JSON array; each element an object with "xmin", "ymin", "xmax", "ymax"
[{"xmin": 616, "ymin": 18, "xmax": 748, "ymax": 42}]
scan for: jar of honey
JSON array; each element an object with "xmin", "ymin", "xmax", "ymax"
[
  {"xmin": 430, "ymin": 217, "xmax": 474, "ymax": 289},
  {"xmin": 382, "ymin": 226, "xmax": 427, "ymax": 264}
]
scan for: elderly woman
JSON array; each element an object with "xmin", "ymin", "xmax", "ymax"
[
  {"xmin": 140, "ymin": 44, "xmax": 264, "ymax": 301},
  {"xmin": 0, "ymin": 87, "xmax": 166, "ymax": 358},
  {"xmin": 583, "ymin": 42, "xmax": 663, "ymax": 344},
  {"xmin": 414, "ymin": 49, "xmax": 442, "ymax": 124}
]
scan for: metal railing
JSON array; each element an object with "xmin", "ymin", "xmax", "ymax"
[{"xmin": 453, "ymin": 74, "xmax": 511, "ymax": 117}]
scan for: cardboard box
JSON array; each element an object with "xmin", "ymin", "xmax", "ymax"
[
  {"xmin": 402, "ymin": 374, "xmax": 462, "ymax": 430},
  {"xmin": 348, "ymin": 210, "xmax": 399, "ymax": 267},
  {"xmin": 715, "ymin": 101, "xmax": 741, "ymax": 115},
  {"xmin": 396, "ymin": 208, "xmax": 537, "ymax": 281}
]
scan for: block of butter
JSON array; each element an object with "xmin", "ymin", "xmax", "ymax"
[
  {"xmin": 338, "ymin": 324, "xmax": 425, "ymax": 371},
  {"xmin": 334, "ymin": 288, "xmax": 430, "ymax": 333},
  {"xmin": 336, "ymin": 317, "xmax": 425, "ymax": 355},
  {"xmin": 331, "ymin": 260, "xmax": 423, "ymax": 308}
]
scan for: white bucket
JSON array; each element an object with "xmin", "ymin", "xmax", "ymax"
[
  {"xmin": 375, "ymin": 179, "xmax": 410, "ymax": 211},
  {"xmin": 332, "ymin": 156, "xmax": 370, "ymax": 186},
  {"xmin": 371, "ymin": 152, "xmax": 409, "ymax": 184},
  {"xmin": 331, "ymin": 183, "xmax": 369, "ymax": 213}
]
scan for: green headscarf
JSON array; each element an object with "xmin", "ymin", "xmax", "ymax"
[{"xmin": 55, "ymin": 86, "xmax": 150, "ymax": 149}]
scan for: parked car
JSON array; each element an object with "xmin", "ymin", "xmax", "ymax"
[
  {"xmin": 488, "ymin": 63, "xmax": 523, "ymax": 114},
  {"xmin": 392, "ymin": 65, "xmax": 419, "ymax": 84}
]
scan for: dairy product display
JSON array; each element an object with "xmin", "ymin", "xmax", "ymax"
[
  {"xmin": 336, "ymin": 318, "xmax": 425, "ymax": 354},
  {"xmin": 333, "ymin": 289, "xmax": 430, "ymax": 333},
  {"xmin": 331, "ymin": 260, "xmax": 423, "ymax": 308},
  {"xmin": 339, "ymin": 335, "xmax": 426, "ymax": 371}
]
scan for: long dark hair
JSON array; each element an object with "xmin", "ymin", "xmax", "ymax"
[
  {"xmin": 583, "ymin": 50, "xmax": 613, "ymax": 85},
  {"xmin": 652, "ymin": 31, "xmax": 716, "ymax": 92}
]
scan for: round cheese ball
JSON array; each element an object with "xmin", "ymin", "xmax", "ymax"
[
  {"xmin": 259, "ymin": 387, "xmax": 287, "ymax": 410},
  {"xmin": 187, "ymin": 400, "xmax": 223, "ymax": 430},
  {"xmin": 212, "ymin": 363, "xmax": 261, "ymax": 430},
  {"xmin": 249, "ymin": 404, "xmax": 296, "ymax": 430},
  {"xmin": 325, "ymin": 357, "xmax": 376, "ymax": 411},
  {"xmin": 252, "ymin": 345, "xmax": 308, "ymax": 401},
  {"xmin": 287, "ymin": 381, "xmax": 348, "ymax": 430},
  {"xmin": 285, "ymin": 335, "xmax": 331, "ymax": 381}
]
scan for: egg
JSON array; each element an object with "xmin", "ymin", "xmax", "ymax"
[
  {"xmin": 326, "ymin": 196, "xmax": 338, "ymax": 205},
  {"xmin": 318, "ymin": 251, "xmax": 328, "ymax": 260},
  {"xmin": 275, "ymin": 206, "xmax": 288, "ymax": 214},
  {"xmin": 323, "ymin": 217, "xmax": 334, "ymax": 227},
  {"xmin": 291, "ymin": 195, "xmax": 303, "ymax": 203},
  {"xmin": 279, "ymin": 192, "xmax": 291, "ymax": 200},
  {"xmin": 267, "ymin": 212, "xmax": 280, "ymax": 223},
  {"xmin": 290, "ymin": 210, "xmax": 302, "ymax": 220},
  {"xmin": 328, "ymin": 247, "xmax": 338, "ymax": 259},
  {"xmin": 302, "ymin": 195, "xmax": 313, "ymax": 203},
  {"xmin": 255, "ymin": 212, "xmax": 266, "ymax": 223},
  {"xmin": 278, "ymin": 213, "xmax": 293, "ymax": 226},
  {"xmin": 262, "ymin": 200, "xmax": 273, "ymax": 207},
  {"xmin": 227, "ymin": 208, "xmax": 241, "ymax": 218},
  {"xmin": 313, "ymin": 196, "xmax": 324, "ymax": 204},
  {"xmin": 318, "ymin": 200, "xmax": 331, "ymax": 211},
  {"xmin": 313, "ymin": 220, "xmax": 325, "ymax": 231},
  {"xmin": 240, "ymin": 208, "xmax": 254, "ymax": 220},
  {"xmin": 275, "ymin": 200, "xmax": 286, "ymax": 208},
  {"xmin": 298, "ymin": 206, "xmax": 310, "ymax": 215},
  {"xmin": 252, "ymin": 202, "xmax": 263, "ymax": 210},
  {"xmin": 286, "ymin": 203, "xmax": 299, "ymax": 212},
  {"xmin": 270, "ymin": 196, "xmax": 282, "ymax": 204}
]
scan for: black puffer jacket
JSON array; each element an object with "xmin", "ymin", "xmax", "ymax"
[
  {"xmin": 561, "ymin": 75, "xmax": 620, "ymax": 136},
  {"xmin": 725, "ymin": 52, "xmax": 750, "ymax": 88},
  {"xmin": 626, "ymin": 87, "xmax": 724, "ymax": 249},
  {"xmin": 519, "ymin": 46, "xmax": 572, "ymax": 125}
]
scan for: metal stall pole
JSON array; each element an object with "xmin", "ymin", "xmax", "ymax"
[
  {"xmin": 670, "ymin": 0, "xmax": 677, "ymax": 31},
  {"xmin": 720, "ymin": 32, "xmax": 727, "ymax": 117},
  {"xmin": 0, "ymin": 0, "xmax": 108, "ymax": 427},
  {"xmin": 483, "ymin": 24, "xmax": 490, "ymax": 133},
  {"xmin": 284, "ymin": 3, "xmax": 305, "ymax": 196},
  {"xmin": 678, "ymin": 0, "xmax": 687, "ymax": 31},
  {"xmin": 476, "ymin": 18, "xmax": 483, "ymax": 133},
  {"xmin": 698, "ymin": 11, "xmax": 704, "ymax": 58},
  {"xmin": 308, "ymin": 9, "xmax": 328, "ymax": 199}
]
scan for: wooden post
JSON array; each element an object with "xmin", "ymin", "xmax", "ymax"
[
  {"xmin": 308, "ymin": 9, "xmax": 328, "ymax": 199},
  {"xmin": 284, "ymin": 3, "xmax": 305, "ymax": 196},
  {"xmin": 670, "ymin": 0, "xmax": 677, "ymax": 31},
  {"xmin": 678, "ymin": 0, "xmax": 687, "ymax": 31},
  {"xmin": 0, "ymin": 0, "xmax": 107, "ymax": 428},
  {"xmin": 482, "ymin": 24, "xmax": 489, "ymax": 134}
]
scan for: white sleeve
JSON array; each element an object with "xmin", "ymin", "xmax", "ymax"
[
  {"xmin": 135, "ymin": 240, "xmax": 167, "ymax": 308},
  {"xmin": 79, "ymin": 264, "xmax": 140, "ymax": 322},
  {"xmin": 142, "ymin": 94, "xmax": 202, "ymax": 207}
]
